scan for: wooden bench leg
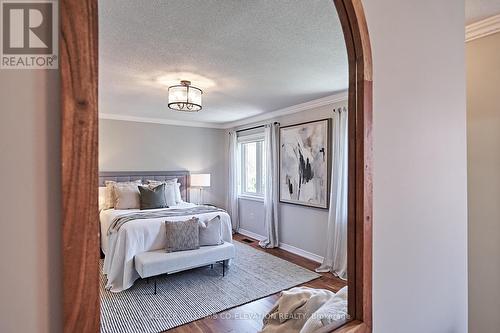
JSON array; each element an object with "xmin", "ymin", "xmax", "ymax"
[
  {"xmin": 154, "ymin": 278, "xmax": 157, "ymax": 295},
  {"xmin": 222, "ymin": 261, "xmax": 225, "ymax": 277}
]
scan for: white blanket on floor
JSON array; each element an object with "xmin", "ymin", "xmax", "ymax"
[
  {"xmin": 100, "ymin": 204, "xmax": 233, "ymax": 292},
  {"xmin": 261, "ymin": 286, "xmax": 348, "ymax": 333}
]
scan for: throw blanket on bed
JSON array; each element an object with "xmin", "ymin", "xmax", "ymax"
[
  {"xmin": 260, "ymin": 286, "xmax": 348, "ymax": 333},
  {"xmin": 107, "ymin": 205, "xmax": 226, "ymax": 235}
]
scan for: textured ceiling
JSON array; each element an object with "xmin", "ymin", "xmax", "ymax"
[
  {"xmin": 99, "ymin": 0, "xmax": 347, "ymax": 124},
  {"xmin": 466, "ymin": 0, "xmax": 500, "ymax": 24}
]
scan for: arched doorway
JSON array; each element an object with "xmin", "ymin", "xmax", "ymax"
[{"xmin": 60, "ymin": 0, "xmax": 372, "ymax": 332}]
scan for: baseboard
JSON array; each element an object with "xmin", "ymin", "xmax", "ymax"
[
  {"xmin": 278, "ymin": 243, "xmax": 324, "ymax": 263},
  {"xmin": 237, "ymin": 228, "xmax": 266, "ymax": 241},
  {"xmin": 237, "ymin": 228, "xmax": 324, "ymax": 263}
]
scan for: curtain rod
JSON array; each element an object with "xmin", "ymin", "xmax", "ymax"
[{"xmin": 235, "ymin": 122, "xmax": 279, "ymax": 133}]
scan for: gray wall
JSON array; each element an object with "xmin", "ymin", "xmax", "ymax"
[
  {"xmin": 467, "ymin": 32, "xmax": 500, "ymax": 333},
  {"xmin": 99, "ymin": 119, "xmax": 227, "ymax": 208},
  {"xmin": 366, "ymin": 0, "xmax": 468, "ymax": 331},
  {"xmin": 0, "ymin": 72, "xmax": 61, "ymax": 332},
  {"xmin": 237, "ymin": 102, "xmax": 345, "ymax": 258},
  {"xmin": 0, "ymin": 1, "xmax": 468, "ymax": 332}
]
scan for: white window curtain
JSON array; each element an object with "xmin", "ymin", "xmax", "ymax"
[
  {"xmin": 316, "ymin": 107, "xmax": 348, "ymax": 280},
  {"xmin": 259, "ymin": 122, "xmax": 280, "ymax": 248},
  {"xmin": 227, "ymin": 131, "xmax": 240, "ymax": 232}
]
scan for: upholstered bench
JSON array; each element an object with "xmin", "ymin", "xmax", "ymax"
[{"xmin": 135, "ymin": 241, "xmax": 236, "ymax": 294}]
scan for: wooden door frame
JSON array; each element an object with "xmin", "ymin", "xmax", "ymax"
[{"xmin": 60, "ymin": 0, "xmax": 372, "ymax": 332}]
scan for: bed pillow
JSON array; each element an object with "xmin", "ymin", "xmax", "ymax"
[
  {"xmin": 114, "ymin": 183, "xmax": 141, "ymax": 209},
  {"xmin": 98, "ymin": 186, "xmax": 107, "ymax": 210},
  {"xmin": 148, "ymin": 182, "xmax": 177, "ymax": 206},
  {"xmin": 147, "ymin": 178, "xmax": 177, "ymax": 186},
  {"xmin": 104, "ymin": 181, "xmax": 116, "ymax": 209},
  {"xmin": 165, "ymin": 217, "xmax": 200, "ymax": 252},
  {"xmin": 174, "ymin": 182, "xmax": 182, "ymax": 203},
  {"xmin": 104, "ymin": 180, "xmax": 142, "ymax": 209},
  {"xmin": 147, "ymin": 179, "xmax": 180, "ymax": 205},
  {"xmin": 199, "ymin": 215, "xmax": 223, "ymax": 246},
  {"xmin": 164, "ymin": 183, "xmax": 178, "ymax": 207},
  {"xmin": 138, "ymin": 184, "xmax": 167, "ymax": 210}
]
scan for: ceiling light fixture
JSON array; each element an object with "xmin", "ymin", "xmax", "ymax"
[{"xmin": 168, "ymin": 80, "xmax": 203, "ymax": 112}]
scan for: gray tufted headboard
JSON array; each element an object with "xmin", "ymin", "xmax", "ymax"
[{"xmin": 98, "ymin": 171, "xmax": 190, "ymax": 202}]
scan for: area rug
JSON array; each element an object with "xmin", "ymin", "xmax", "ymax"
[{"xmin": 100, "ymin": 241, "xmax": 321, "ymax": 333}]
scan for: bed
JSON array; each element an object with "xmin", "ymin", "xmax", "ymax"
[{"xmin": 99, "ymin": 171, "xmax": 233, "ymax": 292}]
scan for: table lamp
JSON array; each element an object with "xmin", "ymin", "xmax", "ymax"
[{"xmin": 190, "ymin": 173, "xmax": 211, "ymax": 204}]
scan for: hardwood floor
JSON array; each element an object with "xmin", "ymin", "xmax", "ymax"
[{"xmin": 167, "ymin": 234, "xmax": 347, "ymax": 333}]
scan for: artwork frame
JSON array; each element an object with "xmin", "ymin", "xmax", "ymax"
[{"xmin": 279, "ymin": 118, "xmax": 331, "ymax": 209}]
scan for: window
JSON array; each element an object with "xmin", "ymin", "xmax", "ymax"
[{"xmin": 238, "ymin": 134, "xmax": 265, "ymax": 197}]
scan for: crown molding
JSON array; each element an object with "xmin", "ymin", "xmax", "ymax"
[
  {"xmin": 224, "ymin": 91, "xmax": 348, "ymax": 129},
  {"xmin": 466, "ymin": 14, "xmax": 500, "ymax": 42},
  {"xmin": 99, "ymin": 90, "xmax": 348, "ymax": 129},
  {"xmin": 99, "ymin": 113, "xmax": 227, "ymax": 129}
]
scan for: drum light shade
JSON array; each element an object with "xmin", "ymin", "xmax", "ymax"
[
  {"xmin": 191, "ymin": 174, "xmax": 211, "ymax": 187},
  {"xmin": 168, "ymin": 80, "xmax": 202, "ymax": 112}
]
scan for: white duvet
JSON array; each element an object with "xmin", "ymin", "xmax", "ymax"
[{"xmin": 100, "ymin": 202, "xmax": 233, "ymax": 292}]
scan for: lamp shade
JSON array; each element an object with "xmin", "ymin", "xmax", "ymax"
[{"xmin": 191, "ymin": 173, "xmax": 211, "ymax": 187}]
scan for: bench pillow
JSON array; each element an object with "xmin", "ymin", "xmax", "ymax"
[
  {"xmin": 199, "ymin": 215, "xmax": 223, "ymax": 246},
  {"xmin": 165, "ymin": 217, "xmax": 200, "ymax": 253}
]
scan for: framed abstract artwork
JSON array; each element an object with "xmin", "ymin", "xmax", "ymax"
[{"xmin": 279, "ymin": 118, "xmax": 331, "ymax": 209}]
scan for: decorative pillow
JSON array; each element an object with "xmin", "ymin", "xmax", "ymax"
[
  {"xmin": 114, "ymin": 183, "xmax": 141, "ymax": 209},
  {"xmin": 199, "ymin": 215, "xmax": 223, "ymax": 246},
  {"xmin": 147, "ymin": 182, "xmax": 177, "ymax": 206},
  {"xmin": 138, "ymin": 184, "xmax": 167, "ymax": 210},
  {"xmin": 165, "ymin": 217, "xmax": 200, "ymax": 252},
  {"xmin": 104, "ymin": 180, "xmax": 142, "ymax": 209}
]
